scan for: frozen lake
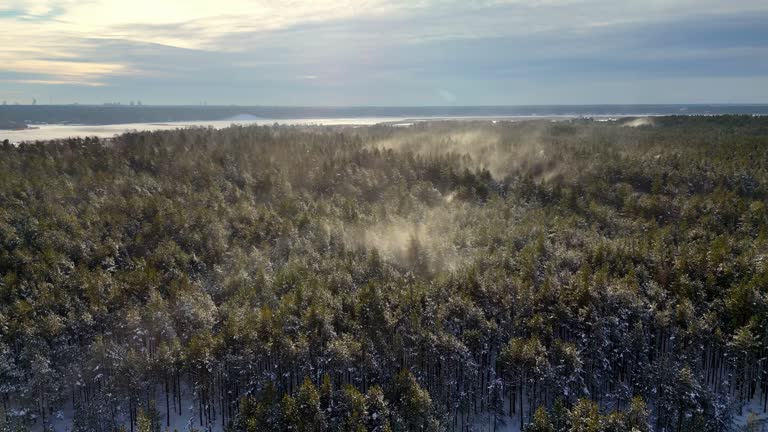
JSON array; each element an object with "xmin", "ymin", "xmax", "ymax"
[
  {"xmin": 0, "ymin": 114, "xmax": 652, "ymax": 144},
  {"xmin": 0, "ymin": 117, "xmax": 412, "ymax": 143}
]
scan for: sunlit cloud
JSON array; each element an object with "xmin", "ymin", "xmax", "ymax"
[
  {"xmin": 3, "ymin": 59, "xmax": 127, "ymax": 76},
  {"xmin": 1, "ymin": 79, "xmax": 109, "ymax": 86}
]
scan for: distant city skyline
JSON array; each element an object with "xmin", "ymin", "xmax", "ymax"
[{"xmin": 1, "ymin": 0, "xmax": 768, "ymax": 105}]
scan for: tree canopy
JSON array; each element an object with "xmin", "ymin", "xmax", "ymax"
[{"xmin": 1, "ymin": 117, "xmax": 767, "ymax": 431}]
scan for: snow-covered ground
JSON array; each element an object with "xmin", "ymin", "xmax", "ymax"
[
  {"xmin": 22, "ymin": 382, "xmax": 223, "ymax": 432},
  {"xmin": 733, "ymin": 398, "xmax": 768, "ymax": 431},
  {"xmin": 16, "ymin": 390, "xmax": 767, "ymax": 432}
]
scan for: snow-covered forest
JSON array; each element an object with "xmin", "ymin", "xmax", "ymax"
[{"xmin": 1, "ymin": 117, "xmax": 767, "ymax": 431}]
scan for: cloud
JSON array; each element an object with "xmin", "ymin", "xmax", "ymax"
[
  {"xmin": 1, "ymin": 0, "xmax": 767, "ymax": 104},
  {"xmin": 1, "ymin": 79, "xmax": 108, "ymax": 86},
  {"xmin": 3, "ymin": 59, "xmax": 126, "ymax": 76}
]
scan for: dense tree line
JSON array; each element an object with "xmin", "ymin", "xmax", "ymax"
[{"xmin": 0, "ymin": 117, "xmax": 767, "ymax": 431}]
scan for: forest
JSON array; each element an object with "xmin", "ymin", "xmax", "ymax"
[{"xmin": 1, "ymin": 116, "xmax": 767, "ymax": 432}]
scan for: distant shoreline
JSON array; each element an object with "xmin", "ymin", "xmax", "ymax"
[
  {"xmin": 2, "ymin": 113, "xmax": 766, "ymax": 144},
  {"xmin": 2, "ymin": 104, "xmax": 768, "ymax": 131}
]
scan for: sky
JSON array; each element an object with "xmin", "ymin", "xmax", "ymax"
[{"xmin": 1, "ymin": 0, "xmax": 767, "ymax": 106}]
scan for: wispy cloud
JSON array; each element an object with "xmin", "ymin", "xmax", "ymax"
[{"xmin": 1, "ymin": 79, "xmax": 108, "ymax": 86}]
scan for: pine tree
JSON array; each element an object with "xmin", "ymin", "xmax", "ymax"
[
  {"xmin": 136, "ymin": 407, "xmax": 152, "ymax": 432},
  {"xmin": 551, "ymin": 399, "xmax": 569, "ymax": 432},
  {"xmin": 526, "ymin": 406, "xmax": 554, "ymax": 432},
  {"xmin": 320, "ymin": 373, "xmax": 333, "ymax": 415},
  {"xmin": 281, "ymin": 394, "xmax": 300, "ymax": 431},
  {"xmin": 390, "ymin": 369, "xmax": 436, "ymax": 431},
  {"xmin": 296, "ymin": 377, "xmax": 326, "ymax": 432},
  {"xmin": 337, "ymin": 385, "xmax": 366, "ymax": 432},
  {"xmin": 625, "ymin": 396, "xmax": 650, "ymax": 432},
  {"xmin": 602, "ymin": 412, "xmax": 626, "ymax": 432},
  {"xmin": 365, "ymin": 385, "xmax": 392, "ymax": 432},
  {"xmin": 568, "ymin": 399, "xmax": 601, "ymax": 432}
]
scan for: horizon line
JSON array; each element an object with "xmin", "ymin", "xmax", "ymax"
[{"xmin": 3, "ymin": 103, "xmax": 768, "ymax": 108}]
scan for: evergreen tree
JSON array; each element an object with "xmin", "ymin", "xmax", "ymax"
[
  {"xmin": 568, "ymin": 399, "xmax": 601, "ymax": 432},
  {"xmin": 297, "ymin": 377, "xmax": 326, "ymax": 432},
  {"xmin": 390, "ymin": 369, "xmax": 436, "ymax": 431},
  {"xmin": 365, "ymin": 385, "xmax": 392, "ymax": 432},
  {"xmin": 136, "ymin": 407, "xmax": 153, "ymax": 432},
  {"xmin": 336, "ymin": 385, "xmax": 367, "ymax": 432},
  {"xmin": 527, "ymin": 406, "xmax": 555, "ymax": 432},
  {"xmin": 625, "ymin": 396, "xmax": 650, "ymax": 432},
  {"xmin": 281, "ymin": 394, "xmax": 300, "ymax": 431}
]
